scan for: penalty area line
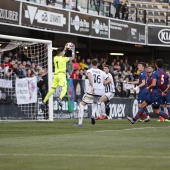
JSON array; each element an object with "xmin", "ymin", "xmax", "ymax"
[
  {"xmin": 95, "ymin": 126, "xmax": 170, "ymax": 133},
  {"xmin": 0, "ymin": 153, "xmax": 170, "ymax": 159}
]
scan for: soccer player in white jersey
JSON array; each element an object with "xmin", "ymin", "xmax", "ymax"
[
  {"xmin": 74, "ymin": 59, "xmax": 110, "ymax": 127},
  {"xmin": 94, "ymin": 65, "xmax": 115, "ymax": 120}
]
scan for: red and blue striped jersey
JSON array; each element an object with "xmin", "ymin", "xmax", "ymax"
[
  {"xmin": 152, "ymin": 68, "xmax": 168, "ymax": 94},
  {"xmin": 138, "ymin": 70, "xmax": 147, "ymax": 90}
]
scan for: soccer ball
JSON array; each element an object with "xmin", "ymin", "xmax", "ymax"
[{"xmin": 65, "ymin": 42, "xmax": 75, "ymax": 51}]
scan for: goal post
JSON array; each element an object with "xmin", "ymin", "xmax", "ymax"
[{"xmin": 0, "ymin": 34, "xmax": 53, "ymax": 121}]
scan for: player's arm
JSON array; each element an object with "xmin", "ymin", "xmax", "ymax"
[
  {"xmin": 87, "ymin": 72, "xmax": 94, "ymax": 94},
  {"xmin": 147, "ymin": 78, "xmax": 156, "ymax": 90},
  {"xmin": 104, "ymin": 77, "xmax": 111, "ymax": 85},
  {"xmin": 127, "ymin": 80, "xmax": 139, "ymax": 84}
]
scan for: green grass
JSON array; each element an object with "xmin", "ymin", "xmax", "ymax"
[{"xmin": 0, "ymin": 119, "xmax": 170, "ymax": 170}]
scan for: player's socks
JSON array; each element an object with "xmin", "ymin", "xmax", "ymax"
[
  {"xmin": 158, "ymin": 111, "xmax": 169, "ymax": 119},
  {"xmin": 78, "ymin": 103, "xmax": 84, "ymax": 124},
  {"xmin": 133, "ymin": 107, "xmax": 145, "ymax": 121},
  {"xmin": 141, "ymin": 112, "xmax": 147, "ymax": 120},
  {"xmin": 101, "ymin": 102, "xmax": 106, "ymax": 116},
  {"xmin": 92, "ymin": 103, "xmax": 97, "ymax": 118}
]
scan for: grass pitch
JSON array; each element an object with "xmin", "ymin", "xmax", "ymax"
[{"xmin": 0, "ymin": 119, "xmax": 170, "ymax": 170}]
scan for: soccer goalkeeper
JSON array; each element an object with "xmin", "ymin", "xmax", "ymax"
[{"xmin": 41, "ymin": 42, "xmax": 75, "ymax": 110}]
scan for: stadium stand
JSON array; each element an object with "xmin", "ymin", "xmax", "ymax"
[{"xmin": 128, "ymin": 0, "xmax": 170, "ymax": 25}]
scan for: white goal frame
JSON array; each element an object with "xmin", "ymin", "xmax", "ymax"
[{"xmin": 0, "ymin": 34, "xmax": 53, "ymax": 121}]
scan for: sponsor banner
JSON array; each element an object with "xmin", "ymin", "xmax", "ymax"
[
  {"xmin": 16, "ymin": 77, "xmax": 37, "ymax": 104},
  {"xmin": 148, "ymin": 25, "xmax": 170, "ymax": 46},
  {"xmin": 110, "ymin": 19, "xmax": 146, "ymax": 44},
  {"xmin": 0, "ymin": 79, "xmax": 12, "ymax": 89},
  {"xmin": 22, "ymin": 2, "xmax": 69, "ymax": 32},
  {"xmin": 70, "ymin": 12, "xmax": 90, "ymax": 35},
  {"xmin": 0, "ymin": 0, "xmax": 20, "ymax": 24},
  {"xmin": 91, "ymin": 16, "xmax": 109, "ymax": 38}
]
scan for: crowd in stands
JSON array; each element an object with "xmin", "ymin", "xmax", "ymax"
[{"xmin": 0, "ymin": 49, "xmax": 148, "ymax": 82}]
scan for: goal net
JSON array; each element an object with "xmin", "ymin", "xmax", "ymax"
[{"xmin": 0, "ymin": 34, "xmax": 53, "ymax": 121}]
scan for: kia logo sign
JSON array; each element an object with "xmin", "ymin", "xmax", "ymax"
[{"xmin": 158, "ymin": 29, "xmax": 170, "ymax": 44}]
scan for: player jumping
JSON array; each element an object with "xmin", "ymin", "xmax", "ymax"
[{"xmin": 41, "ymin": 42, "xmax": 75, "ymax": 110}]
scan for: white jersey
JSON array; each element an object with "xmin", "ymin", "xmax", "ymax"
[
  {"xmin": 105, "ymin": 73, "xmax": 115, "ymax": 93},
  {"xmin": 86, "ymin": 68, "xmax": 108, "ymax": 96}
]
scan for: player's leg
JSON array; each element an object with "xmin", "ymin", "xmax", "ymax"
[
  {"xmin": 100, "ymin": 92, "xmax": 114, "ymax": 120},
  {"xmin": 74, "ymin": 93, "xmax": 93, "ymax": 126},
  {"xmin": 127, "ymin": 94, "xmax": 151, "ymax": 124},
  {"xmin": 41, "ymin": 75, "xmax": 58, "ymax": 110},
  {"xmin": 153, "ymin": 95, "xmax": 170, "ymax": 122},
  {"xmin": 138, "ymin": 89, "xmax": 151, "ymax": 122}
]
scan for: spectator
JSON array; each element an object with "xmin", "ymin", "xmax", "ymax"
[
  {"xmin": 79, "ymin": 69, "xmax": 86, "ymax": 80},
  {"xmin": 66, "ymin": 60, "xmax": 74, "ymax": 78},
  {"xmin": 119, "ymin": 58, "xmax": 125, "ymax": 71},
  {"xmin": 121, "ymin": 0, "xmax": 129, "ymax": 20},
  {"xmin": 85, "ymin": 58, "xmax": 91, "ymax": 69},
  {"xmin": 132, "ymin": 59, "xmax": 138, "ymax": 73},
  {"xmin": 31, "ymin": 62, "xmax": 38, "ymax": 76},
  {"xmin": 17, "ymin": 63, "xmax": 26, "ymax": 78},
  {"xmin": 127, "ymin": 66, "xmax": 134, "ymax": 81},
  {"xmin": 109, "ymin": 61, "xmax": 115, "ymax": 75},
  {"xmin": 113, "ymin": 61, "xmax": 121, "ymax": 72},
  {"xmin": 124, "ymin": 58, "xmax": 130, "ymax": 69},
  {"xmin": 70, "ymin": 69, "xmax": 79, "ymax": 79},
  {"xmin": 22, "ymin": 61, "xmax": 27, "ymax": 76},
  {"xmin": 73, "ymin": 58, "xmax": 79, "ymax": 70},
  {"xmin": 113, "ymin": 0, "xmax": 122, "ymax": 19},
  {"xmin": 26, "ymin": 69, "xmax": 35, "ymax": 77},
  {"xmin": 79, "ymin": 59, "xmax": 88, "ymax": 70},
  {"xmin": 121, "ymin": 66, "xmax": 129, "ymax": 79}
]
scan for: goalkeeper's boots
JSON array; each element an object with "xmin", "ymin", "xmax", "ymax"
[
  {"xmin": 40, "ymin": 102, "xmax": 46, "ymax": 111},
  {"xmin": 74, "ymin": 123, "xmax": 83, "ymax": 127},
  {"xmin": 127, "ymin": 116, "xmax": 136, "ymax": 124},
  {"xmin": 91, "ymin": 115, "xmax": 96, "ymax": 125},
  {"xmin": 56, "ymin": 97, "xmax": 63, "ymax": 107}
]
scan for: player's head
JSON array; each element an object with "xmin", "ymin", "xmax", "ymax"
[
  {"xmin": 155, "ymin": 59, "xmax": 163, "ymax": 68},
  {"xmin": 138, "ymin": 62, "xmax": 145, "ymax": 71},
  {"xmin": 147, "ymin": 65, "xmax": 154, "ymax": 73},
  {"xmin": 91, "ymin": 59, "xmax": 98, "ymax": 68},
  {"xmin": 56, "ymin": 47, "xmax": 65, "ymax": 56},
  {"xmin": 103, "ymin": 65, "xmax": 109, "ymax": 74}
]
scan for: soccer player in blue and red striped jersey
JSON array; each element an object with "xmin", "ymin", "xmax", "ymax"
[
  {"xmin": 127, "ymin": 59, "xmax": 170, "ymax": 124},
  {"xmin": 159, "ymin": 71, "xmax": 170, "ymax": 121},
  {"xmin": 127, "ymin": 62, "xmax": 149, "ymax": 121}
]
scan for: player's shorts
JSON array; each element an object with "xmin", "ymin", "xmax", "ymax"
[
  {"xmin": 160, "ymin": 92, "xmax": 170, "ymax": 105},
  {"xmin": 138, "ymin": 89, "xmax": 148, "ymax": 103},
  {"xmin": 146, "ymin": 93, "xmax": 162, "ymax": 109},
  {"xmin": 52, "ymin": 73, "xmax": 66, "ymax": 88},
  {"xmin": 103, "ymin": 92, "xmax": 114, "ymax": 101},
  {"xmin": 82, "ymin": 93, "xmax": 101, "ymax": 104},
  {"xmin": 51, "ymin": 73, "xmax": 67, "ymax": 99}
]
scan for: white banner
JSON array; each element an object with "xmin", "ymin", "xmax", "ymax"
[
  {"xmin": 16, "ymin": 77, "xmax": 37, "ymax": 104},
  {"xmin": 0, "ymin": 79, "xmax": 12, "ymax": 88}
]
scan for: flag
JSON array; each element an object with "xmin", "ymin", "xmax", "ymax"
[{"xmin": 67, "ymin": 78, "xmax": 74, "ymax": 112}]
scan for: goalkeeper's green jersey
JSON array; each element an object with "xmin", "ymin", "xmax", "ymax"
[{"xmin": 53, "ymin": 56, "xmax": 69, "ymax": 74}]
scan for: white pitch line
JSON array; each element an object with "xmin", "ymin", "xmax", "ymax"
[
  {"xmin": 0, "ymin": 153, "xmax": 170, "ymax": 159},
  {"xmin": 96, "ymin": 126, "xmax": 170, "ymax": 133}
]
